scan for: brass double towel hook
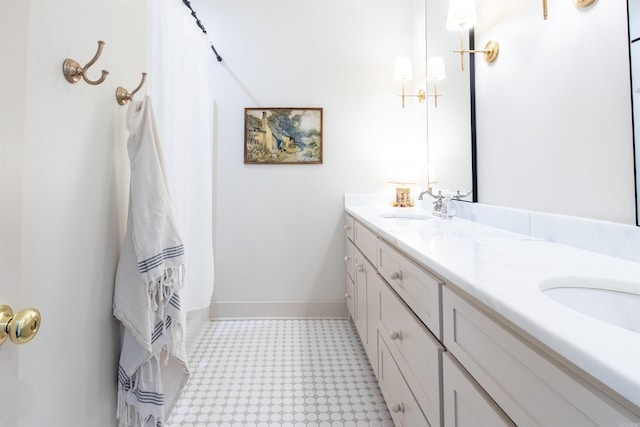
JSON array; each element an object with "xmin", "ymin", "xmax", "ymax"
[
  {"xmin": 62, "ymin": 40, "xmax": 148, "ymax": 106},
  {"xmin": 62, "ymin": 40, "xmax": 109, "ymax": 85}
]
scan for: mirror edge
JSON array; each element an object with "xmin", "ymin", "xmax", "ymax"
[
  {"xmin": 470, "ymin": 28, "xmax": 478, "ymax": 203},
  {"xmin": 628, "ymin": 0, "xmax": 640, "ymax": 226}
]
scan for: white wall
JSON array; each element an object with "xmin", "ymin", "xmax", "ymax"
[
  {"xmin": 474, "ymin": 0, "xmax": 636, "ymax": 224},
  {"xmin": 197, "ymin": 0, "xmax": 427, "ymax": 315},
  {"xmin": 1, "ymin": 1, "xmax": 148, "ymax": 425}
]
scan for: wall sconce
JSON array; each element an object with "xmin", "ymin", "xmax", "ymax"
[
  {"xmin": 426, "ymin": 56, "xmax": 445, "ymax": 108},
  {"xmin": 447, "ymin": 0, "xmax": 499, "ymax": 71},
  {"xmin": 394, "ymin": 57, "xmax": 425, "ymax": 109},
  {"xmin": 541, "ymin": 0, "xmax": 596, "ymax": 20},
  {"xmin": 574, "ymin": 0, "xmax": 596, "ymax": 8}
]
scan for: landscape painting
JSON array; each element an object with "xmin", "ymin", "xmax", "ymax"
[{"xmin": 244, "ymin": 108, "xmax": 323, "ymax": 164}]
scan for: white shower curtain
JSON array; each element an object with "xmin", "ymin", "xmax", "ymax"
[{"xmin": 149, "ymin": 0, "xmax": 215, "ymax": 312}]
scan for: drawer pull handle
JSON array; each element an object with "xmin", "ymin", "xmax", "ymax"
[
  {"xmin": 345, "ymin": 293, "xmax": 351, "ymax": 299},
  {"xmin": 357, "ymin": 264, "xmax": 365, "ymax": 272},
  {"xmin": 390, "ymin": 271, "xmax": 402, "ymax": 280},
  {"xmin": 344, "ymin": 256, "xmax": 350, "ymax": 262},
  {"xmin": 344, "ymin": 225, "xmax": 350, "ymax": 231},
  {"xmin": 389, "ymin": 330, "xmax": 402, "ymax": 341},
  {"xmin": 390, "ymin": 403, "xmax": 404, "ymax": 413}
]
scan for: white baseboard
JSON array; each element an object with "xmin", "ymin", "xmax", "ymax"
[
  {"xmin": 187, "ymin": 305, "xmax": 210, "ymax": 321},
  {"xmin": 209, "ymin": 300, "xmax": 348, "ymax": 320}
]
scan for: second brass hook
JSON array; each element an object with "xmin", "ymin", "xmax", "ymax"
[
  {"xmin": 116, "ymin": 72, "xmax": 147, "ymax": 106},
  {"xmin": 62, "ymin": 40, "xmax": 109, "ymax": 85}
]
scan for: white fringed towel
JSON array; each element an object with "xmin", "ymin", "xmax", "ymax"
[{"xmin": 113, "ymin": 96, "xmax": 189, "ymax": 427}]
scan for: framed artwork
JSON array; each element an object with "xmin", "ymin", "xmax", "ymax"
[{"xmin": 244, "ymin": 108, "xmax": 323, "ymax": 164}]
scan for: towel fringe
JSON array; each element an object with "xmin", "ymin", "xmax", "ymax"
[
  {"xmin": 117, "ymin": 355, "xmax": 165, "ymax": 427},
  {"xmin": 116, "ymin": 265, "xmax": 188, "ymax": 427},
  {"xmin": 148, "ymin": 265, "xmax": 185, "ymax": 331}
]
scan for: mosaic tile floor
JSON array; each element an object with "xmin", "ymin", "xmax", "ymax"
[{"xmin": 167, "ymin": 319, "xmax": 393, "ymax": 427}]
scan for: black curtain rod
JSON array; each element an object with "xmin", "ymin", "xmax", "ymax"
[{"xmin": 182, "ymin": 0, "xmax": 223, "ymax": 62}]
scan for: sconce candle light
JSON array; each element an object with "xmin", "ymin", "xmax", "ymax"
[
  {"xmin": 426, "ymin": 56, "xmax": 446, "ymax": 108},
  {"xmin": 394, "ymin": 57, "xmax": 425, "ymax": 109},
  {"xmin": 446, "ymin": 0, "xmax": 499, "ymax": 70}
]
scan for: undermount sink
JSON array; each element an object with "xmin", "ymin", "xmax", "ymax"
[
  {"xmin": 379, "ymin": 211, "xmax": 432, "ymax": 220},
  {"xmin": 540, "ymin": 277, "xmax": 640, "ymax": 334}
]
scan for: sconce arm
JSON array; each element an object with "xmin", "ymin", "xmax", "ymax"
[{"xmin": 453, "ymin": 41, "xmax": 499, "ymax": 64}]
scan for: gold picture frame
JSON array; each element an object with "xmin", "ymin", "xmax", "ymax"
[{"xmin": 244, "ymin": 108, "xmax": 323, "ymax": 164}]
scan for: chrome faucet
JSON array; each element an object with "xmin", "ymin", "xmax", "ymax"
[
  {"xmin": 433, "ymin": 192, "xmax": 445, "ymax": 216},
  {"xmin": 419, "ymin": 190, "xmax": 445, "ymax": 215}
]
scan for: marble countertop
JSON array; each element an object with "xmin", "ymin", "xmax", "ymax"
[{"xmin": 345, "ymin": 199, "xmax": 640, "ymax": 411}]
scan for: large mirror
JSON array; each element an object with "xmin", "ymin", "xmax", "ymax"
[
  {"xmin": 425, "ymin": 0, "xmax": 477, "ymax": 202},
  {"xmin": 630, "ymin": 0, "xmax": 640, "ymax": 225}
]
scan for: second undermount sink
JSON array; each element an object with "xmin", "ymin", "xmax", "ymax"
[
  {"xmin": 379, "ymin": 211, "xmax": 432, "ymax": 220},
  {"xmin": 540, "ymin": 277, "xmax": 640, "ymax": 334}
]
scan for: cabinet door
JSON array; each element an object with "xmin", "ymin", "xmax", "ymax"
[
  {"xmin": 443, "ymin": 352, "xmax": 515, "ymax": 427},
  {"xmin": 346, "ymin": 273, "xmax": 355, "ymax": 321},
  {"xmin": 354, "ymin": 247, "xmax": 379, "ymax": 374},
  {"xmin": 354, "ymin": 248, "xmax": 369, "ymax": 341},
  {"xmin": 366, "ymin": 270, "xmax": 382, "ymax": 378},
  {"xmin": 345, "ymin": 237, "xmax": 355, "ymax": 282},
  {"xmin": 345, "ymin": 227, "xmax": 356, "ymax": 320}
]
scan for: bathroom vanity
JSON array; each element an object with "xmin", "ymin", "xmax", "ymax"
[{"xmin": 344, "ymin": 196, "xmax": 640, "ymax": 426}]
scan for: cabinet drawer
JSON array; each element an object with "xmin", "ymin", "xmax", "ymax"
[
  {"xmin": 443, "ymin": 352, "xmax": 515, "ymax": 427},
  {"xmin": 354, "ymin": 220, "xmax": 377, "ymax": 265},
  {"xmin": 345, "ymin": 237, "xmax": 355, "ymax": 281},
  {"xmin": 379, "ymin": 281, "xmax": 443, "ymax": 427},
  {"xmin": 378, "ymin": 334, "xmax": 430, "ymax": 427},
  {"xmin": 442, "ymin": 286, "xmax": 639, "ymax": 426},
  {"xmin": 377, "ymin": 238, "xmax": 443, "ymax": 339},
  {"xmin": 345, "ymin": 214, "xmax": 355, "ymax": 241}
]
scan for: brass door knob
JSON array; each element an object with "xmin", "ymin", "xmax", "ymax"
[{"xmin": 0, "ymin": 305, "xmax": 41, "ymax": 345}]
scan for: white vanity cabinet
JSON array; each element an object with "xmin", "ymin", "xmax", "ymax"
[
  {"xmin": 345, "ymin": 214, "xmax": 444, "ymax": 427},
  {"xmin": 442, "ymin": 285, "xmax": 639, "ymax": 427},
  {"xmin": 346, "ymin": 207, "xmax": 640, "ymax": 427},
  {"xmin": 345, "ymin": 215, "xmax": 379, "ymax": 375}
]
